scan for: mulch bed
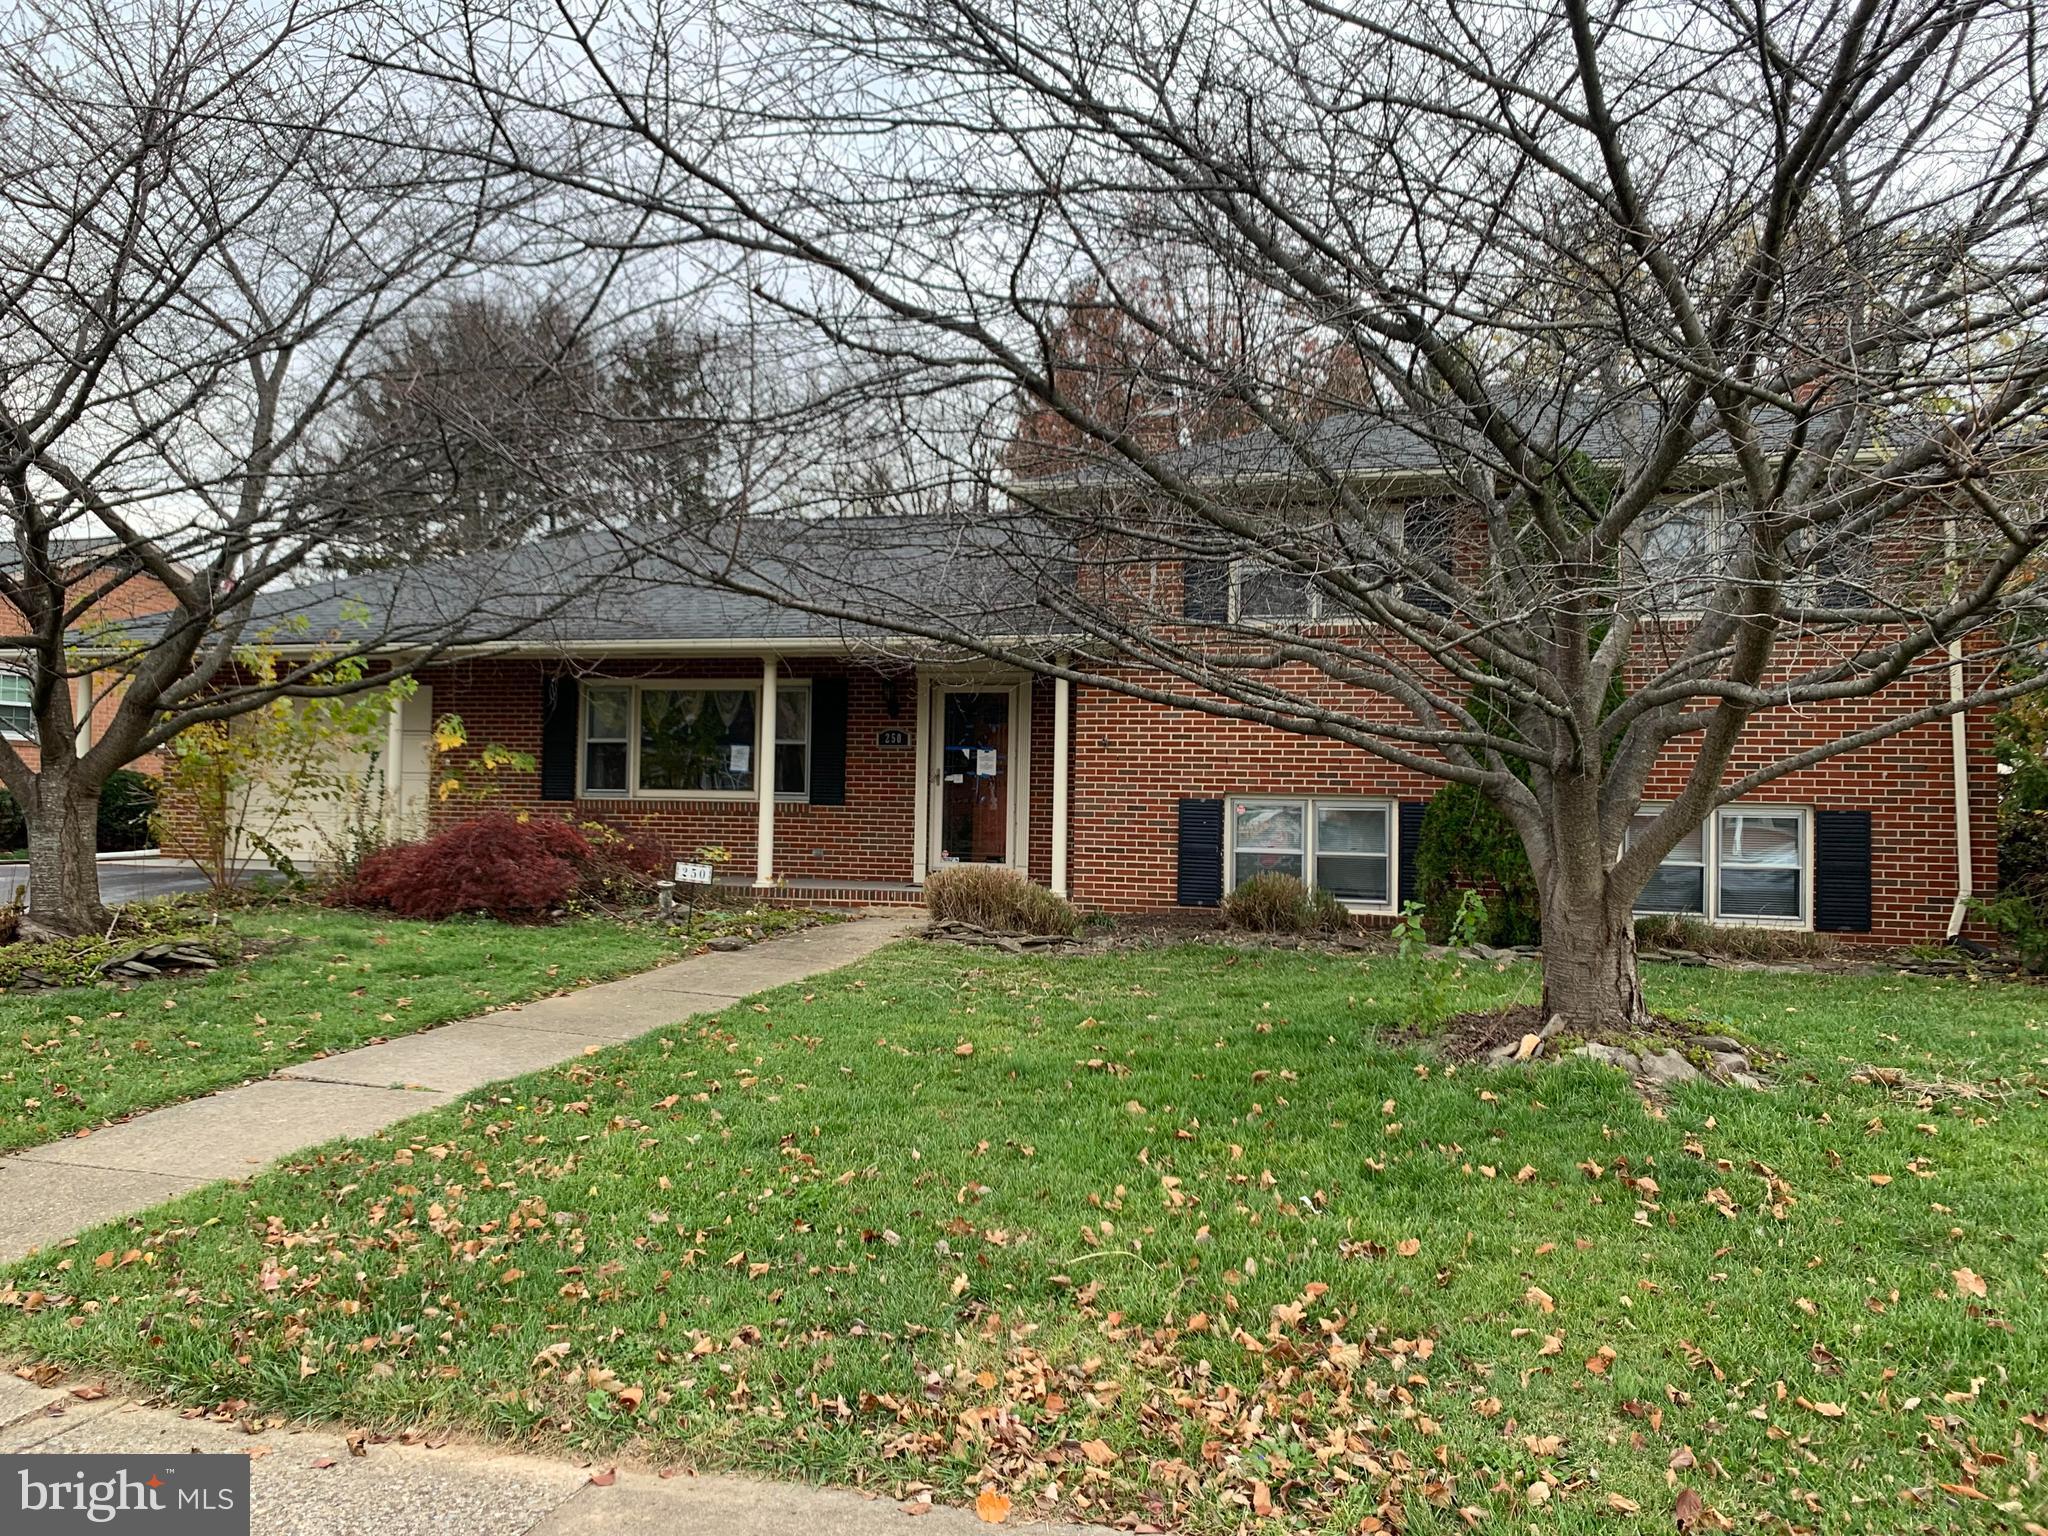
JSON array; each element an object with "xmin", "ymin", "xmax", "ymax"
[{"xmin": 1421, "ymin": 1003, "xmax": 1700, "ymax": 1061}]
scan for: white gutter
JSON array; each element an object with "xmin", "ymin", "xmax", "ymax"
[
  {"xmin": 82, "ymin": 633, "xmax": 1086, "ymax": 665},
  {"xmin": 1051, "ymin": 673, "xmax": 1072, "ymax": 896}
]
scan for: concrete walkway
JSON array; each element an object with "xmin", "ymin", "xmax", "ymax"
[
  {"xmin": 0, "ymin": 1374, "xmax": 1084, "ymax": 1536},
  {"xmin": 0, "ymin": 914, "xmax": 919, "ymax": 1264}
]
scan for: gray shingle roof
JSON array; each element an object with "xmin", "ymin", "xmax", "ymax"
[
  {"xmin": 229, "ymin": 516, "xmax": 1071, "ymax": 652},
  {"xmin": 1023, "ymin": 393, "xmax": 1813, "ymax": 491}
]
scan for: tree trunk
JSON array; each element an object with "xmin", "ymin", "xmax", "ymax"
[
  {"xmin": 21, "ymin": 771, "xmax": 109, "ymax": 939},
  {"xmin": 1538, "ymin": 876, "xmax": 1649, "ymax": 1033}
]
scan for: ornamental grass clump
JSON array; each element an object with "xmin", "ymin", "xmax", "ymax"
[
  {"xmin": 924, "ymin": 866, "xmax": 1081, "ymax": 935},
  {"xmin": 1221, "ymin": 872, "xmax": 1350, "ymax": 934}
]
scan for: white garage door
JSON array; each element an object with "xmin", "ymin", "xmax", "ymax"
[{"xmin": 230, "ymin": 683, "xmax": 432, "ymax": 868}]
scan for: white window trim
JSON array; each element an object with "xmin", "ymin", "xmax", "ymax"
[
  {"xmin": 1226, "ymin": 515, "xmax": 1406, "ymax": 625},
  {"xmin": 1624, "ymin": 492, "xmax": 1737, "ymax": 618},
  {"xmin": 577, "ymin": 676, "xmax": 813, "ymax": 803},
  {"xmin": 1225, "ymin": 794, "xmax": 1398, "ymax": 913},
  {"xmin": 1229, "ymin": 562, "xmax": 1325, "ymax": 624},
  {"xmin": 1630, "ymin": 803, "xmax": 1812, "ymax": 929}
]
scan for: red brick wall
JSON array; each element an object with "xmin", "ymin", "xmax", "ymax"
[
  {"xmin": 1027, "ymin": 675, "xmax": 1055, "ymax": 888},
  {"xmin": 413, "ymin": 657, "xmax": 1064, "ymax": 888},
  {"xmin": 3, "ymin": 564, "xmax": 180, "ymax": 780},
  {"xmin": 157, "ymin": 641, "xmax": 1993, "ymax": 947},
  {"xmin": 1065, "ymin": 656, "xmax": 1997, "ymax": 944},
  {"xmin": 417, "ymin": 656, "xmax": 920, "ymax": 881}
]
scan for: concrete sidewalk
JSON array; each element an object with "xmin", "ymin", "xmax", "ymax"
[
  {"xmin": 0, "ymin": 914, "xmax": 919, "ymax": 1264},
  {"xmin": 0, "ymin": 1375, "xmax": 1084, "ymax": 1536}
]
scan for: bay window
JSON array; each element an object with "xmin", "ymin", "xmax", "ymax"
[
  {"xmin": 1229, "ymin": 797, "xmax": 1394, "ymax": 910},
  {"xmin": 580, "ymin": 679, "xmax": 811, "ymax": 799},
  {"xmin": 1630, "ymin": 805, "xmax": 1809, "ymax": 925}
]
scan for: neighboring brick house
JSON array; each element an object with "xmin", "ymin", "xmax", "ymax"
[
  {"xmin": 171, "ymin": 457, "xmax": 1999, "ymax": 944},
  {"xmin": 1, "ymin": 538, "xmax": 180, "ymax": 776}
]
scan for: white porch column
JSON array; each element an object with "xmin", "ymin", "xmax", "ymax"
[
  {"xmin": 1051, "ymin": 675, "xmax": 1071, "ymax": 896},
  {"xmin": 756, "ymin": 655, "xmax": 777, "ymax": 886}
]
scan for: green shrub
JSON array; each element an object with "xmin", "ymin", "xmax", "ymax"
[
  {"xmin": 1999, "ymin": 806, "xmax": 2048, "ymax": 893},
  {"xmin": 1974, "ymin": 892, "xmax": 2048, "ymax": 972},
  {"xmin": 0, "ymin": 770, "xmax": 159, "ymax": 857},
  {"xmin": 1974, "ymin": 805, "xmax": 2048, "ymax": 971},
  {"xmin": 1412, "ymin": 783, "xmax": 1539, "ymax": 945},
  {"xmin": 924, "ymin": 866, "xmax": 1081, "ymax": 935},
  {"xmin": 1221, "ymin": 872, "xmax": 1350, "ymax": 935},
  {"xmin": 98, "ymin": 769, "xmax": 159, "ymax": 852}
]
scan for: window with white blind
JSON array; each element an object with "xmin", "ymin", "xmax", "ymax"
[
  {"xmin": 1228, "ymin": 797, "xmax": 1394, "ymax": 910},
  {"xmin": 0, "ymin": 673, "xmax": 33, "ymax": 740},
  {"xmin": 1629, "ymin": 805, "xmax": 1810, "ymax": 926}
]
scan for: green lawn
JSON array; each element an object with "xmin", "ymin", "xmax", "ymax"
[
  {"xmin": 1, "ymin": 941, "xmax": 2043, "ymax": 1533},
  {"xmin": 0, "ymin": 907, "xmax": 688, "ymax": 1154}
]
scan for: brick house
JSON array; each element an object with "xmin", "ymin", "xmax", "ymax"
[
  {"xmin": 177, "ymin": 471, "xmax": 1995, "ymax": 946},
  {"xmin": 2, "ymin": 537, "xmax": 180, "ymax": 777}
]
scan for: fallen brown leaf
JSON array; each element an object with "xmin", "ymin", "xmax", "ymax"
[{"xmin": 975, "ymin": 1486, "xmax": 1012, "ymax": 1524}]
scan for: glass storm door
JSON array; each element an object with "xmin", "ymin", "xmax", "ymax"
[{"xmin": 937, "ymin": 689, "xmax": 1012, "ymax": 866}]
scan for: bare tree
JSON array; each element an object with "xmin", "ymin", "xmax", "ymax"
[
  {"xmin": 325, "ymin": 293, "xmax": 723, "ymax": 568},
  {"xmin": 0, "ymin": 0, "xmax": 619, "ymax": 936},
  {"xmin": 419, "ymin": 0, "xmax": 2048, "ymax": 1025}
]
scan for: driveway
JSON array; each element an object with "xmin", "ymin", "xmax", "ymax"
[{"xmin": 0, "ymin": 855, "xmax": 255, "ymax": 908}]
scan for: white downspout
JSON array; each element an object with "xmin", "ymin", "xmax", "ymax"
[
  {"xmin": 1051, "ymin": 674, "xmax": 1071, "ymax": 897},
  {"xmin": 756, "ymin": 655, "xmax": 777, "ymax": 887},
  {"xmin": 1945, "ymin": 514, "xmax": 1973, "ymax": 940},
  {"xmin": 1948, "ymin": 635, "xmax": 1973, "ymax": 940}
]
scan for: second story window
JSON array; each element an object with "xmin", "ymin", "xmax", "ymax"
[
  {"xmin": 1233, "ymin": 562, "xmax": 1317, "ymax": 621},
  {"xmin": 1627, "ymin": 493, "xmax": 1739, "ymax": 614}
]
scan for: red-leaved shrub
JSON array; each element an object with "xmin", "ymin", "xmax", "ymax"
[{"xmin": 335, "ymin": 814, "xmax": 594, "ymax": 921}]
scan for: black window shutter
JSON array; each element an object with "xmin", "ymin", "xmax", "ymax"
[
  {"xmin": 1176, "ymin": 797, "xmax": 1224, "ymax": 906},
  {"xmin": 1183, "ymin": 559, "xmax": 1229, "ymax": 621},
  {"xmin": 809, "ymin": 676, "xmax": 849, "ymax": 805},
  {"xmin": 1402, "ymin": 503, "xmax": 1453, "ymax": 615},
  {"xmin": 539, "ymin": 675, "xmax": 579, "ymax": 802},
  {"xmin": 1813, "ymin": 809, "xmax": 1872, "ymax": 933},
  {"xmin": 1397, "ymin": 799, "xmax": 1426, "ymax": 906}
]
